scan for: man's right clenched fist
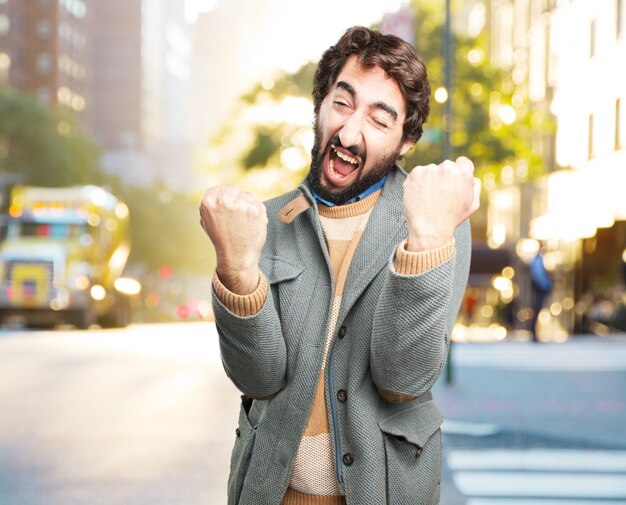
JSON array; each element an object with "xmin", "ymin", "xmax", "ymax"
[{"xmin": 199, "ymin": 185, "xmax": 267, "ymax": 295}]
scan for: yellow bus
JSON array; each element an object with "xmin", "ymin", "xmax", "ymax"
[{"xmin": 0, "ymin": 185, "xmax": 140, "ymax": 328}]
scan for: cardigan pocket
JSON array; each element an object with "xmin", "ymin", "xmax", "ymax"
[
  {"xmin": 379, "ymin": 400, "xmax": 444, "ymax": 505},
  {"xmin": 228, "ymin": 397, "xmax": 258, "ymax": 505},
  {"xmin": 259, "ymin": 256, "xmax": 304, "ymax": 330},
  {"xmin": 260, "ymin": 256, "xmax": 304, "ymax": 284}
]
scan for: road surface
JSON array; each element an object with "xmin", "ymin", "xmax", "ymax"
[{"xmin": 1, "ymin": 324, "xmax": 625, "ymax": 504}]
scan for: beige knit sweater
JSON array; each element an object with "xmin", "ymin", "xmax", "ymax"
[{"xmin": 213, "ymin": 190, "xmax": 454, "ymax": 505}]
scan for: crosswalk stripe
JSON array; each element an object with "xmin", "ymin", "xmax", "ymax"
[
  {"xmin": 447, "ymin": 449, "xmax": 626, "ymax": 472},
  {"xmin": 453, "ymin": 472, "xmax": 626, "ymax": 499},
  {"xmin": 466, "ymin": 500, "xmax": 622, "ymax": 505},
  {"xmin": 441, "ymin": 420, "xmax": 500, "ymax": 437}
]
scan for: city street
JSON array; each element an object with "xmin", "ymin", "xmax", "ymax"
[
  {"xmin": 2, "ymin": 0, "xmax": 626, "ymax": 504},
  {"xmin": 1, "ymin": 323, "xmax": 625, "ymax": 504}
]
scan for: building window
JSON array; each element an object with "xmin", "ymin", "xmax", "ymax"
[
  {"xmin": 617, "ymin": 99, "xmax": 623, "ymax": 150},
  {"xmin": 0, "ymin": 14, "xmax": 10, "ymax": 36},
  {"xmin": 36, "ymin": 19, "xmax": 52, "ymax": 40},
  {"xmin": 74, "ymin": 1, "xmax": 87, "ymax": 19},
  {"xmin": 73, "ymin": 32, "xmax": 85, "ymax": 50},
  {"xmin": 588, "ymin": 113, "xmax": 594, "ymax": 159},
  {"xmin": 61, "ymin": 0, "xmax": 87, "ymax": 19},
  {"xmin": 59, "ymin": 23, "xmax": 73, "ymax": 46},
  {"xmin": 35, "ymin": 52, "xmax": 53, "ymax": 74},
  {"xmin": 57, "ymin": 86, "xmax": 72, "ymax": 106},
  {"xmin": 0, "ymin": 52, "xmax": 10, "ymax": 83},
  {"xmin": 590, "ymin": 20, "xmax": 596, "ymax": 58}
]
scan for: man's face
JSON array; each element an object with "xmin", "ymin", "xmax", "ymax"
[{"xmin": 308, "ymin": 55, "xmax": 414, "ymax": 205}]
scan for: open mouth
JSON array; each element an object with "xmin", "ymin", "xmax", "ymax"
[{"xmin": 325, "ymin": 144, "xmax": 362, "ymax": 186}]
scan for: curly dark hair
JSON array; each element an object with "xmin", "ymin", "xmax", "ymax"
[{"xmin": 313, "ymin": 26, "xmax": 430, "ymax": 144}]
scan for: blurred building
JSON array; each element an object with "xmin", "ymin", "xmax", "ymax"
[
  {"xmin": 92, "ymin": 0, "xmax": 193, "ymax": 190},
  {"xmin": 190, "ymin": 5, "xmax": 251, "ymax": 147},
  {"xmin": 487, "ymin": 0, "xmax": 626, "ymax": 337},
  {"xmin": 0, "ymin": 0, "xmax": 91, "ymax": 124},
  {"xmin": 0, "ymin": 0, "xmax": 195, "ymax": 191}
]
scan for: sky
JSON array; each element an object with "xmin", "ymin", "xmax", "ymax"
[
  {"xmin": 187, "ymin": 0, "xmax": 408, "ymax": 75},
  {"xmin": 186, "ymin": 0, "xmax": 412, "ymax": 141}
]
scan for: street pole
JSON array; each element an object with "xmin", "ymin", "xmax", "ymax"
[
  {"xmin": 443, "ymin": 0, "xmax": 452, "ymax": 162},
  {"xmin": 443, "ymin": 0, "xmax": 454, "ymax": 385}
]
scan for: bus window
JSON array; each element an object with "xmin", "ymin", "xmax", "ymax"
[{"xmin": 13, "ymin": 222, "xmax": 87, "ymax": 239}]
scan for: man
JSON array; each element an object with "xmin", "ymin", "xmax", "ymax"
[
  {"xmin": 529, "ymin": 248, "xmax": 553, "ymax": 342},
  {"xmin": 199, "ymin": 26, "xmax": 480, "ymax": 505}
]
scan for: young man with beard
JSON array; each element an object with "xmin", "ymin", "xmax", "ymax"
[{"xmin": 199, "ymin": 26, "xmax": 480, "ymax": 505}]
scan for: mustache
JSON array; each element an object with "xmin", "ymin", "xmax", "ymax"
[{"xmin": 327, "ymin": 135, "xmax": 365, "ymax": 160}]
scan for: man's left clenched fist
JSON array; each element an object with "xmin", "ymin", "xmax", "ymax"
[
  {"xmin": 199, "ymin": 185, "xmax": 267, "ymax": 295},
  {"xmin": 403, "ymin": 156, "xmax": 481, "ymax": 252}
]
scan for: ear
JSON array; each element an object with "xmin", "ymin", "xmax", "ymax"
[{"xmin": 399, "ymin": 138, "xmax": 415, "ymax": 157}]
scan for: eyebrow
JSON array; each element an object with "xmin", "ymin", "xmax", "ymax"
[
  {"xmin": 336, "ymin": 80, "xmax": 399, "ymax": 122},
  {"xmin": 372, "ymin": 101, "xmax": 398, "ymax": 122}
]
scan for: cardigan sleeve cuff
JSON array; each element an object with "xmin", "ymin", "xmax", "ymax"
[
  {"xmin": 393, "ymin": 238, "xmax": 456, "ymax": 275},
  {"xmin": 212, "ymin": 270, "xmax": 268, "ymax": 317}
]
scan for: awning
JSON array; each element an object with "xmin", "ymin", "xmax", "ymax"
[{"xmin": 470, "ymin": 244, "xmax": 512, "ymax": 275}]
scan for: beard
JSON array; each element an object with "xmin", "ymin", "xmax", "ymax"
[{"xmin": 306, "ymin": 120, "xmax": 401, "ymax": 206}]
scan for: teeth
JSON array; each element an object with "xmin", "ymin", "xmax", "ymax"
[{"xmin": 334, "ymin": 148, "xmax": 358, "ymax": 165}]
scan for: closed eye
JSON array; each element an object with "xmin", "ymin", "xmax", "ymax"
[{"xmin": 372, "ymin": 117, "xmax": 388, "ymax": 128}]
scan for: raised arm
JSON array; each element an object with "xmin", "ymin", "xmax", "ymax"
[
  {"xmin": 371, "ymin": 157, "xmax": 480, "ymax": 401},
  {"xmin": 199, "ymin": 185, "xmax": 286, "ymax": 398}
]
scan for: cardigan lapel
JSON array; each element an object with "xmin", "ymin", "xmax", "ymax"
[{"xmin": 338, "ymin": 166, "xmax": 407, "ymax": 321}]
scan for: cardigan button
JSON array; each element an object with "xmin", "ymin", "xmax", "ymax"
[
  {"xmin": 342, "ymin": 452, "xmax": 354, "ymax": 466},
  {"xmin": 415, "ymin": 447, "xmax": 423, "ymax": 457},
  {"xmin": 338, "ymin": 326, "xmax": 347, "ymax": 339},
  {"xmin": 235, "ymin": 428, "xmax": 241, "ymax": 438},
  {"xmin": 337, "ymin": 389, "xmax": 347, "ymax": 402}
]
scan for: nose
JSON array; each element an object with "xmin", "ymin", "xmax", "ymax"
[{"xmin": 338, "ymin": 113, "xmax": 363, "ymax": 149}]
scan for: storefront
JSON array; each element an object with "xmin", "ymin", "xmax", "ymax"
[{"xmin": 485, "ymin": 161, "xmax": 626, "ymax": 340}]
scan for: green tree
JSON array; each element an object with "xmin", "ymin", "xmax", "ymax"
[
  {"xmin": 400, "ymin": 1, "xmax": 550, "ymax": 182},
  {"xmin": 241, "ymin": 126, "xmax": 282, "ymax": 169},
  {"xmin": 104, "ymin": 179, "xmax": 215, "ymax": 275},
  {"xmin": 0, "ymin": 86, "xmax": 100, "ymax": 186},
  {"xmin": 200, "ymin": 90, "xmax": 315, "ymax": 200}
]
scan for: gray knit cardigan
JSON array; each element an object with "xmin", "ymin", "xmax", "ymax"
[{"xmin": 212, "ymin": 165, "xmax": 471, "ymax": 505}]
